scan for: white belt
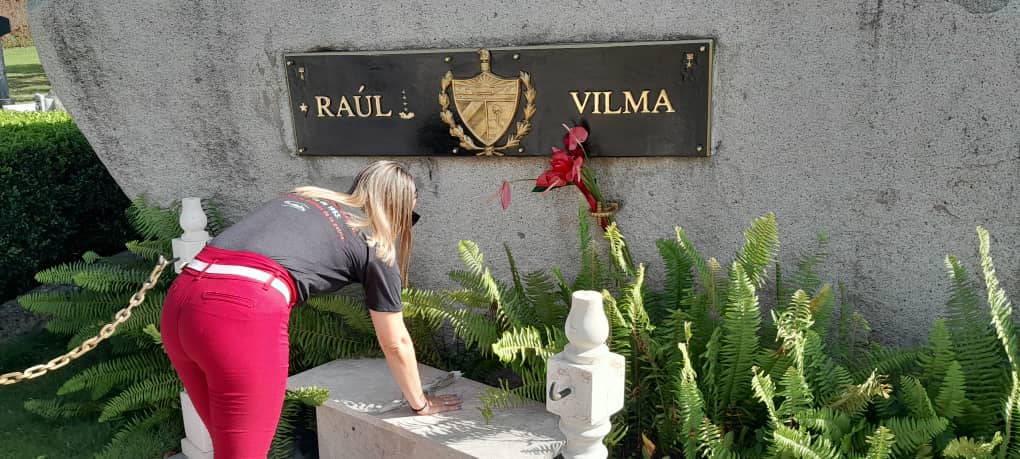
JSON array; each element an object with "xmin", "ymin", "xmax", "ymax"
[{"xmin": 185, "ymin": 260, "xmax": 293, "ymax": 304}]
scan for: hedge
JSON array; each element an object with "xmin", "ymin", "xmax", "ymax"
[{"xmin": 0, "ymin": 110, "xmax": 132, "ymax": 301}]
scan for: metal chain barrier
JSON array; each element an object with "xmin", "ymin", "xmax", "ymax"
[{"xmin": 0, "ymin": 256, "xmax": 174, "ymax": 385}]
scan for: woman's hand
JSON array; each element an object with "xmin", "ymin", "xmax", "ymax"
[{"xmin": 413, "ymin": 393, "xmax": 463, "ymax": 416}]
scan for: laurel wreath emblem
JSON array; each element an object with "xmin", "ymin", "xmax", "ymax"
[{"xmin": 438, "ymin": 71, "xmax": 537, "ymax": 156}]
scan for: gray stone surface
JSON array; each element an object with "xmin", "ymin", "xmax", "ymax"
[
  {"xmin": 287, "ymin": 358, "xmax": 563, "ymax": 458},
  {"xmin": 28, "ymin": 0, "xmax": 1020, "ymax": 344}
]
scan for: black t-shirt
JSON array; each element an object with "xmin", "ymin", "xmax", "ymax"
[{"xmin": 208, "ymin": 194, "xmax": 403, "ymax": 312}]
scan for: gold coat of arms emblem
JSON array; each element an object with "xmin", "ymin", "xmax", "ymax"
[{"xmin": 439, "ymin": 49, "xmax": 536, "ymax": 156}]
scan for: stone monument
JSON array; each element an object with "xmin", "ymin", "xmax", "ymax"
[{"xmin": 27, "ymin": 1, "xmax": 1020, "ymax": 344}]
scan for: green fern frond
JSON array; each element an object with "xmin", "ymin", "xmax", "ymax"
[
  {"xmin": 444, "ymin": 307, "xmax": 501, "ymax": 354},
  {"xmin": 787, "ymin": 231, "xmax": 830, "ymax": 300},
  {"xmin": 306, "ymin": 294, "xmax": 374, "ymax": 334},
  {"xmin": 825, "ymin": 371, "xmax": 890, "ymax": 420},
  {"xmin": 141, "ymin": 324, "xmax": 162, "ymax": 346},
  {"xmin": 733, "ymin": 213, "xmax": 779, "ymax": 288},
  {"xmin": 94, "ymin": 408, "xmax": 182, "ymax": 459},
  {"xmin": 852, "ymin": 347, "xmax": 920, "ymax": 383},
  {"xmin": 943, "ymin": 432, "xmax": 1002, "ymax": 458},
  {"xmin": 716, "ymin": 262, "xmax": 762, "ymax": 417},
  {"xmin": 808, "ymin": 284, "xmax": 836, "ymax": 344},
  {"xmin": 884, "ymin": 416, "xmax": 950, "ymax": 457},
  {"xmin": 402, "ymin": 287, "xmax": 452, "ymax": 329},
  {"xmin": 791, "ymin": 407, "xmax": 851, "ymax": 439},
  {"xmin": 126, "ymin": 239, "xmax": 172, "ymax": 261},
  {"xmin": 861, "ymin": 425, "xmax": 896, "ymax": 459},
  {"xmin": 604, "ymin": 222, "xmax": 633, "ymax": 276},
  {"xmin": 944, "ymin": 254, "xmax": 1007, "ymax": 436},
  {"xmin": 34, "ymin": 261, "xmax": 92, "ymax": 285},
  {"xmin": 71, "ymin": 264, "xmax": 152, "ymax": 293},
  {"xmin": 44, "ymin": 317, "xmax": 89, "ymax": 335},
  {"xmin": 618, "ymin": 264, "xmax": 651, "ymax": 335},
  {"xmin": 288, "ymin": 306, "xmax": 379, "ymax": 368},
  {"xmin": 126, "ymin": 196, "xmax": 181, "ymax": 241},
  {"xmin": 503, "ymin": 243, "xmax": 526, "ymax": 302},
  {"xmin": 58, "ymin": 352, "xmax": 171, "ymax": 398},
  {"xmin": 777, "ymin": 365, "xmax": 815, "ymax": 420},
  {"xmin": 270, "ymin": 387, "xmax": 331, "ymax": 459},
  {"xmin": 675, "ymin": 225, "xmax": 720, "ymax": 317},
  {"xmin": 804, "ymin": 332, "xmax": 854, "ymax": 406},
  {"xmin": 975, "ymin": 227, "xmax": 1020, "ymax": 459},
  {"xmin": 772, "ymin": 425, "xmax": 840, "ymax": 459},
  {"xmin": 288, "ymin": 386, "xmax": 330, "ymax": 406},
  {"xmin": 492, "ymin": 326, "xmax": 564, "ymax": 366},
  {"xmin": 18, "ymin": 290, "xmax": 126, "ymax": 322},
  {"xmin": 774, "ymin": 289, "xmax": 815, "ymax": 369},
  {"xmin": 655, "ymin": 237, "xmax": 695, "ymax": 314},
  {"xmin": 899, "ymin": 376, "xmax": 937, "ymax": 419},
  {"xmin": 98, "ymin": 371, "xmax": 182, "ymax": 421},
  {"xmin": 23, "ymin": 398, "xmax": 96, "ymax": 419},
  {"xmin": 699, "ymin": 417, "xmax": 743, "ymax": 459},
  {"xmin": 918, "ymin": 319, "xmax": 956, "ymax": 389},
  {"xmin": 458, "ymin": 240, "xmax": 486, "ymax": 275},
  {"xmin": 933, "ymin": 360, "xmax": 967, "ymax": 422},
  {"xmin": 479, "ymin": 379, "xmax": 531, "ymax": 423},
  {"xmin": 752, "ymin": 366, "xmax": 779, "ymax": 426},
  {"xmin": 677, "ymin": 335, "xmax": 708, "ymax": 459},
  {"xmin": 523, "ymin": 270, "xmax": 567, "ymax": 326}
]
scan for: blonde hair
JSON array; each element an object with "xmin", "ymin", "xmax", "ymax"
[{"xmin": 291, "ymin": 161, "xmax": 416, "ymax": 285}]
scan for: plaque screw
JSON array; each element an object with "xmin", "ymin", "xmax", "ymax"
[
  {"xmin": 444, "ymin": 56, "xmax": 452, "ymax": 63},
  {"xmin": 452, "ymin": 147, "xmax": 459, "ymax": 153},
  {"xmin": 699, "ymin": 46, "xmax": 706, "ymax": 52},
  {"xmin": 298, "ymin": 147, "xmax": 307, "ymax": 154},
  {"xmin": 518, "ymin": 147, "xmax": 524, "ymax": 153},
  {"xmin": 513, "ymin": 54, "xmax": 520, "ymax": 60},
  {"xmin": 696, "ymin": 145, "xmax": 704, "ymax": 152},
  {"xmin": 286, "ymin": 60, "xmax": 294, "ymax": 66}
]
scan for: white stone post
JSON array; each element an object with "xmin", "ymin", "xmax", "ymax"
[
  {"xmin": 171, "ymin": 197, "xmax": 214, "ymax": 458},
  {"xmin": 546, "ymin": 291, "xmax": 626, "ymax": 459},
  {"xmin": 171, "ymin": 197, "xmax": 211, "ymax": 273},
  {"xmin": 180, "ymin": 392, "xmax": 214, "ymax": 459}
]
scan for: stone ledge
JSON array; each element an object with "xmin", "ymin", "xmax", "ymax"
[{"xmin": 287, "ymin": 358, "xmax": 564, "ymax": 459}]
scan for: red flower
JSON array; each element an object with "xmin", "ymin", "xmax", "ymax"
[
  {"xmin": 563, "ymin": 125, "xmax": 589, "ymax": 155},
  {"xmin": 535, "ymin": 147, "xmax": 584, "ymax": 191}
]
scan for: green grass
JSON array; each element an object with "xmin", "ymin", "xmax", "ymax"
[
  {"xmin": 3, "ymin": 46, "xmax": 52, "ymax": 104},
  {"xmin": 0, "ymin": 327, "xmax": 118, "ymax": 459}
]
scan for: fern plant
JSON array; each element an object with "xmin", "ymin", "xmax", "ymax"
[{"xmin": 19, "ymin": 197, "xmax": 187, "ymax": 458}]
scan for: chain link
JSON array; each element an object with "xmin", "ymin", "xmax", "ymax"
[{"xmin": 0, "ymin": 256, "xmax": 173, "ymax": 385}]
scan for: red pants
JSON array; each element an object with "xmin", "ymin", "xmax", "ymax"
[{"xmin": 161, "ymin": 246, "xmax": 297, "ymax": 458}]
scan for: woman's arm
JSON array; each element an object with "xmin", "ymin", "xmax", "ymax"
[{"xmin": 369, "ymin": 310, "xmax": 462, "ymax": 415}]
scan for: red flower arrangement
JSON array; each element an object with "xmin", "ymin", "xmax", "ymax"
[{"xmin": 495, "ymin": 124, "xmax": 617, "ymax": 230}]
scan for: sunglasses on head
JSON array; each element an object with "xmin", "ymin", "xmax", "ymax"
[{"xmin": 412, "ymin": 211, "xmax": 421, "ymax": 226}]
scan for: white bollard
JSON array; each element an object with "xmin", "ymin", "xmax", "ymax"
[
  {"xmin": 170, "ymin": 197, "xmax": 211, "ymax": 273},
  {"xmin": 180, "ymin": 391, "xmax": 214, "ymax": 459},
  {"xmin": 546, "ymin": 291, "xmax": 626, "ymax": 459},
  {"xmin": 172, "ymin": 197, "xmax": 214, "ymax": 457}
]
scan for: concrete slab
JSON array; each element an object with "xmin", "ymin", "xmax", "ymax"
[{"xmin": 287, "ymin": 358, "xmax": 564, "ymax": 459}]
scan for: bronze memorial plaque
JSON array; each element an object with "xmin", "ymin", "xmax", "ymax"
[{"xmin": 285, "ymin": 40, "xmax": 713, "ymax": 157}]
